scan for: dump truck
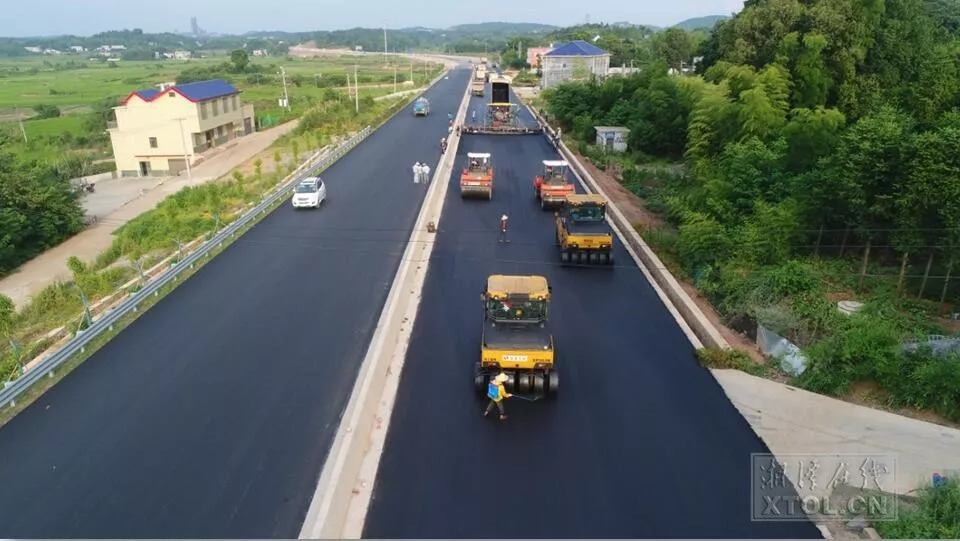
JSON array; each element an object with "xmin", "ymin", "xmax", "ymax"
[
  {"xmin": 413, "ymin": 97, "xmax": 430, "ymax": 116},
  {"xmin": 554, "ymin": 193, "xmax": 615, "ymax": 266},
  {"xmin": 460, "ymin": 152, "xmax": 493, "ymax": 199},
  {"xmin": 533, "ymin": 159, "xmax": 575, "ymax": 209},
  {"xmin": 461, "ymin": 75, "xmax": 542, "ymax": 135},
  {"xmin": 475, "ymin": 274, "xmax": 557, "ymax": 400}
]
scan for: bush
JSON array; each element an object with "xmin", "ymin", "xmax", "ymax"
[
  {"xmin": 876, "ymin": 479, "xmax": 960, "ymax": 539},
  {"xmin": 696, "ymin": 347, "xmax": 766, "ymax": 375}
]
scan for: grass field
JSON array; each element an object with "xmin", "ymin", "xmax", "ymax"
[{"xmin": 0, "ymin": 52, "xmax": 443, "ymax": 163}]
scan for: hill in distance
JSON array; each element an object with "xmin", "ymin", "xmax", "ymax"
[{"xmin": 672, "ymin": 15, "xmax": 730, "ymax": 30}]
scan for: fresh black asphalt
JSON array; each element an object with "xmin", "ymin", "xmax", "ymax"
[
  {"xmin": 362, "ymin": 91, "xmax": 823, "ymax": 538},
  {"xmin": 0, "ymin": 68, "xmax": 471, "ymax": 538}
]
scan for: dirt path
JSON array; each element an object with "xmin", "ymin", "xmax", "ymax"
[{"xmin": 0, "ymin": 119, "xmax": 300, "ymax": 308}]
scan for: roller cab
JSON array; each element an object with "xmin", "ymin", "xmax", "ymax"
[
  {"xmin": 555, "ymin": 193, "xmax": 615, "ymax": 266},
  {"xmin": 460, "ymin": 152, "xmax": 493, "ymax": 199},
  {"xmin": 533, "ymin": 159, "xmax": 575, "ymax": 209},
  {"xmin": 475, "ymin": 274, "xmax": 557, "ymax": 400}
]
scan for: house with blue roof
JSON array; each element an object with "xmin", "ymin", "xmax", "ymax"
[
  {"xmin": 108, "ymin": 79, "xmax": 256, "ymax": 177},
  {"xmin": 540, "ymin": 40, "xmax": 611, "ymax": 89}
]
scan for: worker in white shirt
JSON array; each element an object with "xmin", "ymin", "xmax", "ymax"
[
  {"xmin": 420, "ymin": 162, "xmax": 431, "ymax": 184},
  {"xmin": 413, "ymin": 161, "xmax": 422, "ymax": 183}
]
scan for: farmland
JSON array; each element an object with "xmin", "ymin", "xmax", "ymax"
[{"xmin": 0, "ymin": 51, "xmax": 443, "ymax": 165}]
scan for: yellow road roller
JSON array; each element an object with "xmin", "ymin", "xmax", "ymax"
[
  {"xmin": 555, "ymin": 193, "xmax": 615, "ymax": 266},
  {"xmin": 475, "ymin": 274, "xmax": 557, "ymax": 400}
]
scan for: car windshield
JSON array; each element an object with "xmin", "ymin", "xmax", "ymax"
[
  {"xmin": 486, "ymin": 298, "xmax": 546, "ymax": 321},
  {"xmin": 569, "ymin": 204, "xmax": 605, "ymax": 221},
  {"xmin": 296, "ymin": 182, "xmax": 318, "ymax": 193}
]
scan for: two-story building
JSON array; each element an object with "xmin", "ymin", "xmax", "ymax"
[
  {"xmin": 108, "ymin": 79, "xmax": 255, "ymax": 177},
  {"xmin": 540, "ymin": 40, "xmax": 611, "ymax": 89}
]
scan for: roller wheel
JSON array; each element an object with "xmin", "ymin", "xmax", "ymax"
[
  {"xmin": 607, "ymin": 252, "xmax": 614, "ymax": 265},
  {"xmin": 518, "ymin": 373, "xmax": 532, "ymax": 394},
  {"xmin": 547, "ymin": 371, "xmax": 559, "ymax": 399},
  {"xmin": 533, "ymin": 373, "xmax": 546, "ymax": 396},
  {"xmin": 488, "ymin": 189, "xmax": 492, "ymax": 200},
  {"xmin": 589, "ymin": 252, "xmax": 599, "ymax": 265},
  {"xmin": 540, "ymin": 197, "xmax": 546, "ymax": 210},
  {"xmin": 560, "ymin": 250, "xmax": 570, "ymax": 264},
  {"xmin": 575, "ymin": 252, "xmax": 584, "ymax": 265},
  {"xmin": 474, "ymin": 364, "xmax": 487, "ymax": 396}
]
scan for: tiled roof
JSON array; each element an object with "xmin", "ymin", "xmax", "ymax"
[
  {"xmin": 545, "ymin": 40, "xmax": 608, "ymax": 57},
  {"xmin": 123, "ymin": 79, "xmax": 240, "ymax": 105}
]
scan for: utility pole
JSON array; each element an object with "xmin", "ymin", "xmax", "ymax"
[
  {"xmin": 394, "ymin": 64, "xmax": 397, "ymax": 93},
  {"xmin": 176, "ymin": 118, "xmax": 193, "ymax": 184},
  {"xmin": 383, "ymin": 27, "xmax": 388, "ymax": 59},
  {"xmin": 354, "ymin": 65, "xmax": 360, "ymax": 112},
  {"xmin": 279, "ymin": 66, "xmax": 290, "ymax": 110},
  {"xmin": 18, "ymin": 119, "xmax": 27, "ymax": 142}
]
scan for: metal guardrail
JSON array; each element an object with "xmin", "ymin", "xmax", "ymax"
[{"xmin": 0, "ymin": 125, "xmax": 374, "ymax": 409}]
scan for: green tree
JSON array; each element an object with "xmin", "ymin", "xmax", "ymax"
[
  {"xmin": 652, "ymin": 28, "xmax": 694, "ymax": 71},
  {"xmin": 230, "ymin": 49, "xmax": 249, "ymax": 72}
]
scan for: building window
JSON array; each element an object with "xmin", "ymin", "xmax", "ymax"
[
  {"xmin": 149, "ymin": 137, "xmax": 157, "ymax": 148},
  {"xmin": 200, "ymin": 102, "xmax": 207, "ymax": 119},
  {"xmin": 168, "ymin": 91, "xmax": 175, "ymax": 98},
  {"xmin": 221, "ymin": 97, "xmax": 228, "ymax": 112},
  {"xmin": 212, "ymin": 99, "xmax": 219, "ymax": 115},
  {"xmin": 232, "ymin": 95, "xmax": 238, "ymax": 110}
]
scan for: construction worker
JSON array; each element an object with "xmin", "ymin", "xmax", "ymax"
[
  {"xmin": 483, "ymin": 373, "xmax": 511, "ymax": 421},
  {"xmin": 420, "ymin": 162, "xmax": 431, "ymax": 184},
  {"xmin": 413, "ymin": 161, "xmax": 422, "ymax": 184},
  {"xmin": 498, "ymin": 214, "xmax": 509, "ymax": 243},
  {"xmin": 440, "ymin": 137, "xmax": 447, "ymax": 154}
]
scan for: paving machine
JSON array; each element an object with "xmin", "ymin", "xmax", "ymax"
[
  {"xmin": 555, "ymin": 193, "xmax": 615, "ymax": 266},
  {"xmin": 533, "ymin": 159, "xmax": 575, "ymax": 209},
  {"xmin": 462, "ymin": 75, "xmax": 542, "ymax": 135},
  {"xmin": 413, "ymin": 97, "xmax": 430, "ymax": 116},
  {"xmin": 460, "ymin": 152, "xmax": 494, "ymax": 199},
  {"xmin": 475, "ymin": 274, "xmax": 557, "ymax": 400}
]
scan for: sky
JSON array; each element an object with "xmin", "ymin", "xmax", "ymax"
[{"xmin": 1, "ymin": 0, "xmax": 744, "ymax": 37}]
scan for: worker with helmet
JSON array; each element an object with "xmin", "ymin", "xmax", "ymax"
[
  {"xmin": 498, "ymin": 214, "xmax": 509, "ymax": 243},
  {"xmin": 483, "ymin": 373, "xmax": 512, "ymax": 421}
]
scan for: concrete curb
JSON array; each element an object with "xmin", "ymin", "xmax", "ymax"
[
  {"xmin": 522, "ymin": 103, "xmax": 728, "ymax": 350},
  {"xmin": 296, "ymin": 68, "xmax": 465, "ymax": 539}
]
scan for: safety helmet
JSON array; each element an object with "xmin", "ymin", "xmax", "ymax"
[{"xmin": 494, "ymin": 373, "xmax": 509, "ymax": 383}]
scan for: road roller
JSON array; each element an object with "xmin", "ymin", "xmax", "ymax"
[
  {"xmin": 460, "ymin": 152, "xmax": 493, "ymax": 199},
  {"xmin": 533, "ymin": 159, "xmax": 575, "ymax": 209},
  {"xmin": 555, "ymin": 193, "xmax": 615, "ymax": 266},
  {"xmin": 474, "ymin": 274, "xmax": 557, "ymax": 400}
]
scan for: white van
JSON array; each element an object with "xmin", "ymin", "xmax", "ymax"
[{"xmin": 291, "ymin": 177, "xmax": 327, "ymax": 209}]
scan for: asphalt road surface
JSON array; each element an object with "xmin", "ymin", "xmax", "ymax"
[
  {"xmin": 362, "ymin": 90, "xmax": 823, "ymax": 538},
  {"xmin": 0, "ymin": 68, "xmax": 471, "ymax": 538}
]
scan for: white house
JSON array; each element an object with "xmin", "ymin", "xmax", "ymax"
[{"xmin": 594, "ymin": 126, "xmax": 630, "ymax": 153}]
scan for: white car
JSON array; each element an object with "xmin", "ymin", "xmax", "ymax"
[{"xmin": 291, "ymin": 177, "xmax": 327, "ymax": 209}]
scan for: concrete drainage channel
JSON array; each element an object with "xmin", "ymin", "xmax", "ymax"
[{"xmin": 298, "ymin": 75, "xmax": 472, "ymax": 540}]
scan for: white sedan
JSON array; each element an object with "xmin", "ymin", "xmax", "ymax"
[{"xmin": 291, "ymin": 177, "xmax": 327, "ymax": 209}]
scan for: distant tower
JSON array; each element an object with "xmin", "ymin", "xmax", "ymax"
[{"xmin": 190, "ymin": 17, "xmax": 200, "ymax": 37}]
